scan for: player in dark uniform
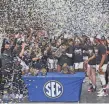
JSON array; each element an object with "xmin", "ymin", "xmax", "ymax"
[
  {"xmin": 105, "ymin": 37, "xmax": 109, "ymax": 88},
  {"xmin": 73, "ymin": 40, "xmax": 84, "ymax": 71},
  {"xmin": 84, "ymin": 43, "xmax": 96, "ymax": 92},
  {"xmin": 87, "ymin": 35, "xmax": 108, "ymax": 96}
]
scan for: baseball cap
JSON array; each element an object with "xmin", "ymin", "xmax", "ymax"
[{"xmin": 95, "ymin": 35, "xmax": 105, "ymax": 40}]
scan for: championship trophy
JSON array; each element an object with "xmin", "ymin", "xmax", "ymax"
[
  {"xmin": 30, "ymin": 67, "xmax": 39, "ymax": 76},
  {"xmin": 41, "ymin": 68, "xmax": 47, "ymax": 76},
  {"xmin": 61, "ymin": 63, "xmax": 69, "ymax": 74},
  {"xmin": 69, "ymin": 66, "xmax": 75, "ymax": 74}
]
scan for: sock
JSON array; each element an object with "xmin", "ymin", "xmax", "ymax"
[
  {"xmin": 99, "ymin": 74, "xmax": 107, "ymax": 92},
  {"xmin": 89, "ymin": 80, "xmax": 92, "ymax": 85},
  {"xmin": 92, "ymin": 84, "xmax": 96, "ymax": 89},
  {"xmin": 99, "ymin": 74, "xmax": 106, "ymax": 86}
]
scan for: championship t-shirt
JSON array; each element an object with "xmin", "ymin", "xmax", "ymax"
[
  {"xmin": 82, "ymin": 44, "xmax": 89, "ymax": 61},
  {"xmin": 88, "ymin": 46, "xmax": 96, "ymax": 65},
  {"xmin": 58, "ymin": 45, "xmax": 74, "ymax": 66},
  {"xmin": 95, "ymin": 44, "xmax": 108, "ymax": 65},
  {"xmin": 73, "ymin": 45, "xmax": 83, "ymax": 63},
  {"xmin": 66, "ymin": 45, "xmax": 74, "ymax": 65}
]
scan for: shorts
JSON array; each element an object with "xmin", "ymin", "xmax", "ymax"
[
  {"xmin": 83, "ymin": 56, "xmax": 88, "ymax": 61},
  {"xmin": 96, "ymin": 64, "xmax": 107, "ymax": 72},
  {"xmin": 47, "ymin": 58, "xmax": 55, "ymax": 69},
  {"xmin": 89, "ymin": 65, "xmax": 96, "ymax": 69},
  {"xmin": 74, "ymin": 62, "xmax": 83, "ymax": 70}
]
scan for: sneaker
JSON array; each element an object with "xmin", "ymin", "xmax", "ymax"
[
  {"xmin": 97, "ymin": 88, "xmax": 103, "ymax": 94},
  {"xmin": 97, "ymin": 91, "xmax": 108, "ymax": 97},
  {"xmin": 88, "ymin": 86, "xmax": 96, "ymax": 92},
  {"xmin": 88, "ymin": 86, "xmax": 93, "ymax": 92}
]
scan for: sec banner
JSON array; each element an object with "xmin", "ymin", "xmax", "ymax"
[{"xmin": 43, "ymin": 80, "xmax": 63, "ymax": 99}]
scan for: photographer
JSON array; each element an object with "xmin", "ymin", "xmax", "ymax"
[
  {"xmin": 1, "ymin": 39, "xmax": 13, "ymax": 94},
  {"xmin": 8, "ymin": 34, "xmax": 28, "ymax": 99}
]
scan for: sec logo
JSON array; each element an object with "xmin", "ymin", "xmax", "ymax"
[{"xmin": 43, "ymin": 80, "xmax": 63, "ymax": 99}]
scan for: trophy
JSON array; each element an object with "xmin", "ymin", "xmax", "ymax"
[
  {"xmin": 61, "ymin": 63, "xmax": 69, "ymax": 74},
  {"xmin": 30, "ymin": 68, "xmax": 39, "ymax": 76},
  {"xmin": 69, "ymin": 66, "xmax": 75, "ymax": 74},
  {"xmin": 61, "ymin": 64, "xmax": 75, "ymax": 74},
  {"xmin": 41, "ymin": 68, "xmax": 47, "ymax": 76}
]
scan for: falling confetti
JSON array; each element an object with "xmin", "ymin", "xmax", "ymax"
[{"xmin": 0, "ymin": 0, "xmax": 109, "ymax": 36}]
